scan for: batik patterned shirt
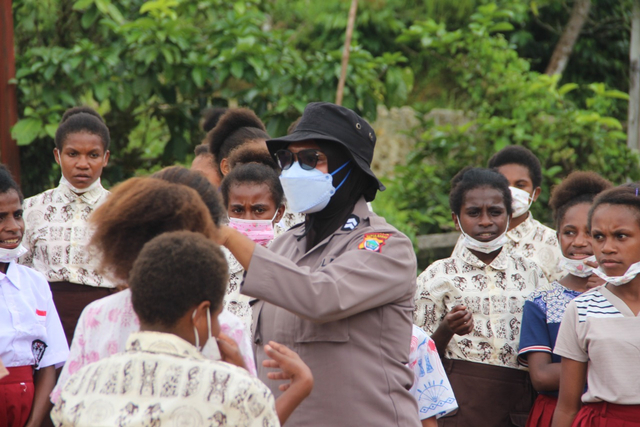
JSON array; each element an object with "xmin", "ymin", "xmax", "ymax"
[
  {"xmin": 415, "ymin": 247, "xmax": 547, "ymax": 369},
  {"xmin": 51, "ymin": 289, "xmax": 256, "ymax": 403},
  {"xmin": 222, "ymin": 248, "xmax": 253, "ymax": 333},
  {"xmin": 19, "ymin": 181, "xmax": 113, "ymax": 288},
  {"xmin": 51, "ymin": 331, "xmax": 279, "ymax": 427},
  {"xmin": 409, "ymin": 326, "xmax": 458, "ymax": 420},
  {"xmin": 452, "ymin": 214, "xmax": 564, "ymax": 283}
]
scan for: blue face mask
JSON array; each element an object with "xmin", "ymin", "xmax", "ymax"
[{"xmin": 279, "ymin": 161, "xmax": 351, "ymax": 214}]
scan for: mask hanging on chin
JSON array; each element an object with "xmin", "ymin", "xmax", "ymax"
[
  {"xmin": 279, "ymin": 161, "xmax": 351, "ymax": 214},
  {"xmin": 456, "ymin": 215, "xmax": 510, "ymax": 254},
  {"xmin": 227, "ymin": 210, "xmax": 279, "ymax": 247},
  {"xmin": 60, "ymin": 176, "xmax": 102, "ymax": 194},
  {"xmin": 0, "ymin": 244, "xmax": 28, "ymax": 263},
  {"xmin": 591, "ymin": 261, "xmax": 640, "ymax": 286},
  {"xmin": 510, "ymin": 187, "xmax": 534, "ymax": 218},
  {"xmin": 192, "ymin": 307, "xmax": 221, "ymax": 360},
  {"xmin": 559, "ymin": 255, "xmax": 596, "ymax": 278}
]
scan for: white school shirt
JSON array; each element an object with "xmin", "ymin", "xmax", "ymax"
[
  {"xmin": 19, "ymin": 180, "xmax": 114, "ymax": 288},
  {"xmin": 0, "ymin": 262, "xmax": 69, "ymax": 369}
]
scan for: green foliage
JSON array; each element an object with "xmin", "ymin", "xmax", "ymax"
[
  {"xmin": 373, "ymin": 4, "xmax": 639, "ymax": 235},
  {"xmin": 12, "ymin": 0, "xmax": 406, "ymax": 196}
]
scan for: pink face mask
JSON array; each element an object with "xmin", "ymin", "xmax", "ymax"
[{"xmin": 227, "ymin": 211, "xmax": 278, "ymax": 246}]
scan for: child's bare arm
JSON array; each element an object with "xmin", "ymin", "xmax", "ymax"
[
  {"xmin": 25, "ymin": 365, "xmax": 56, "ymax": 427},
  {"xmin": 262, "ymin": 341, "xmax": 313, "ymax": 424}
]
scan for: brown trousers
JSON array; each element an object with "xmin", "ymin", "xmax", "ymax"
[{"xmin": 438, "ymin": 359, "xmax": 536, "ymax": 427}]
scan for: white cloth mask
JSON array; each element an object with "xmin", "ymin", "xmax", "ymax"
[
  {"xmin": 592, "ymin": 261, "xmax": 640, "ymax": 286},
  {"xmin": 192, "ymin": 308, "xmax": 221, "ymax": 360},
  {"xmin": 279, "ymin": 161, "xmax": 351, "ymax": 214},
  {"xmin": 510, "ymin": 187, "xmax": 534, "ymax": 218},
  {"xmin": 60, "ymin": 176, "xmax": 102, "ymax": 194},
  {"xmin": 456, "ymin": 215, "xmax": 510, "ymax": 254},
  {"xmin": 559, "ymin": 255, "xmax": 596, "ymax": 278},
  {"xmin": 0, "ymin": 244, "xmax": 28, "ymax": 263}
]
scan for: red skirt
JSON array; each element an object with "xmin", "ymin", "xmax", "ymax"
[
  {"xmin": 572, "ymin": 402, "xmax": 640, "ymax": 427},
  {"xmin": 526, "ymin": 394, "xmax": 558, "ymax": 427},
  {"xmin": 0, "ymin": 366, "xmax": 35, "ymax": 427}
]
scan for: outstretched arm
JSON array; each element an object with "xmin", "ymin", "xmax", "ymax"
[
  {"xmin": 262, "ymin": 341, "xmax": 313, "ymax": 425},
  {"xmin": 551, "ymin": 357, "xmax": 586, "ymax": 427}
]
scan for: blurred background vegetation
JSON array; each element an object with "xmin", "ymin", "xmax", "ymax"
[{"xmin": 10, "ymin": 0, "xmax": 639, "ymax": 238}]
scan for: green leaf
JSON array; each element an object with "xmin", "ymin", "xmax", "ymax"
[
  {"xmin": 488, "ymin": 22, "xmax": 514, "ymax": 33},
  {"xmin": 598, "ymin": 117, "xmax": 623, "ymax": 130},
  {"xmin": 81, "ymin": 6, "xmax": 99, "ymax": 28},
  {"xmin": 72, "ymin": 0, "xmax": 94, "ymax": 10},
  {"xmin": 45, "ymin": 123, "xmax": 59, "ymax": 138},
  {"xmin": 106, "ymin": 3, "xmax": 125, "ymax": 24},
  {"xmin": 558, "ymin": 83, "xmax": 579, "ymax": 95},
  {"xmin": 191, "ymin": 67, "xmax": 205, "ymax": 88},
  {"xmin": 230, "ymin": 62, "xmax": 243, "ymax": 79},
  {"xmin": 11, "ymin": 118, "xmax": 43, "ymax": 146}
]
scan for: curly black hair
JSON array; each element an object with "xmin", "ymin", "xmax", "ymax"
[
  {"xmin": 588, "ymin": 185, "xmax": 640, "ymax": 231},
  {"xmin": 449, "ymin": 167, "xmax": 513, "ymax": 217},
  {"xmin": 0, "ymin": 165, "xmax": 23, "ymax": 202},
  {"xmin": 201, "ymin": 107, "xmax": 228, "ymax": 133},
  {"xmin": 129, "ymin": 231, "xmax": 228, "ymax": 328},
  {"xmin": 488, "ymin": 145, "xmax": 542, "ymax": 189},
  {"xmin": 55, "ymin": 107, "xmax": 110, "ymax": 151},
  {"xmin": 549, "ymin": 171, "xmax": 612, "ymax": 229},
  {"xmin": 151, "ymin": 166, "xmax": 224, "ymax": 226},
  {"xmin": 227, "ymin": 145, "xmax": 278, "ymax": 171},
  {"xmin": 194, "ymin": 143, "xmax": 211, "ymax": 157},
  {"xmin": 206, "ymin": 108, "xmax": 269, "ymax": 174},
  {"xmin": 220, "ymin": 163, "xmax": 284, "ymax": 210}
]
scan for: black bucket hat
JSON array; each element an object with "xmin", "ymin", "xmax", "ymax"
[{"xmin": 267, "ymin": 102, "xmax": 385, "ymax": 195}]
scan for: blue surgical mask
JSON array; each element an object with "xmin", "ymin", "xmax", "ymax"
[{"xmin": 280, "ymin": 161, "xmax": 351, "ymax": 214}]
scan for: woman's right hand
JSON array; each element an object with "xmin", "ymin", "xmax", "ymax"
[{"xmin": 444, "ymin": 305, "xmax": 474, "ymax": 336}]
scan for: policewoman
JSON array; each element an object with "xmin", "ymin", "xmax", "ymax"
[{"xmin": 218, "ymin": 102, "xmax": 420, "ymax": 426}]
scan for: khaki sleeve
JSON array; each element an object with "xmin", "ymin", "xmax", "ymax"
[
  {"xmin": 242, "ymin": 231, "xmax": 416, "ymax": 324},
  {"xmin": 553, "ymin": 300, "xmax": 588, "ymax": 362}
]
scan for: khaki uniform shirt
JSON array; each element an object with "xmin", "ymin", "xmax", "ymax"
[{"xmin": 242, "ymin": 197, "xmax": 420, "ymax": 427}]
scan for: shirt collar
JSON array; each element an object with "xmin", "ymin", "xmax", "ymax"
[
  {"xmin": 507, "ymin": 213, "xmax": 535, "ymax": 242},
  {"xmin": 58, "ymin": 179, "xmax": 106, "ymax": 205},
  {"xmin": 459, "ymin": 246, "xmax": 509, "ymax": 271},
  {"xmin": 125, "ymin": 331, "xmax": 206, "ymax": 360},
  {"xmin": 0, "ymin": 262, "xmax": 22, "ymax": 289}
]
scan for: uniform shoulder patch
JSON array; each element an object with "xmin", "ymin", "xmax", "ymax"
[
  {"xmin": 358, "ymin": 232, "xmax": 391, "ymax": 252},
  {"xmin": 341, "ymin": 214, "xmax": 360, "ymax": 231}
]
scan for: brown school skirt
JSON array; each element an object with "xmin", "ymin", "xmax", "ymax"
[
  {"xmin": 49, "ymin": 281, "xmax": 115, "ymax": 346},
  {"xmin": 439, "ymin": 359, "xmax": 536, "ymax": 427}
]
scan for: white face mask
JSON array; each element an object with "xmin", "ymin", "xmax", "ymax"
[
  {"xmin": 559, "ymin": 255, "xmax": 596, "ymax": 278},
  {"xmin": 279, "ymin": 161, "xmax": 351, "ymax": 214},
  {"xmin": 60, "ymin": 176, "xmax": 102, "ymax": 194},
  {"xmin": 227, "ymin": 210, "xmax": 278, "ymax": 247},
  {"xmin": 510, "ymin": 186, "xmax": 534, "ymax": 218},
  {"xmin": 592, "ymin": 261, "xmax": 640, "ymax": 286},
  {"xmin": 192, "ymin": 307, "xmax": 221, "ymax": 360},
  {"xmin": 0, "ymin": 244, "xmax": 28, "ymax": 263},
  {"xmin": 456, "ymin": 215, "xmax": 510, "ymax": 254}
]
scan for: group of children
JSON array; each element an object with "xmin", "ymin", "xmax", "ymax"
[{"xmin": 0, "ymin": 103, "xmax": 639, "ymax": 427}]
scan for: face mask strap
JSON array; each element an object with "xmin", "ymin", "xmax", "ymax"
[
  {"xmin": 331, "ymin": 160, "xmax": 350, "ymax": 176},
  {"xmin": 192, "ymin": 309, "xmax": 200, "ymax": 349},
  {"xmin": 334, "ymin": 168, "xmax": 352, "ymax": 192}
]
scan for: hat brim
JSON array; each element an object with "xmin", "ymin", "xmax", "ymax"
[{"xmin": 267, "ymin": 130, "xmax": 386, "ymax": 192}]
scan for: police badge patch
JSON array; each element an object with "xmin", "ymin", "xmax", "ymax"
[
  {"xmin": 358, "ymin": 233, "xmax": 391, "ymax": 253},
  {"xmin": 31, "ymin": 339, "xmax": 47, "ymax": 368}
]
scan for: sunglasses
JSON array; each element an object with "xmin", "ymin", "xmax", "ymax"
[{"xmin": 274, "ymin": 149, "xmax": 324, "ymax": 171}]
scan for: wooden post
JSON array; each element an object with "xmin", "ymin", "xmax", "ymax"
[
  {"xmin": 335, "ymin": 0, "xmax": 358, "ymax": 106},
  {"xmin": 0, "ymin": 0, "xmax": 21, "ymax": 183},
  {"xmin": 628, "ymin": 0, "xmax": 640, "ymax": 151}
]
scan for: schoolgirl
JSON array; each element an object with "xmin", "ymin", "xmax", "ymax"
[
  {"xmin": 19, "ymin": 106, "xmax": 113, "ymax": 345},
  {"xmin": 552, "ymin": 185, "xmax": 640, "ymax": 427},
  {"xmin": 0, "ymin": 165, "xmax": 68, "ymax": 426},
  {"xmin": 52, "ymin": 168, "xmax": 255, "ymax": 403},
  {"xmin": 518, "ymin": 171, "xmax": 611, "ymax": 427},
  {"xmin": 219, "ymin": 163, "xmax": 285, "ymax": 331},
  {"xmin": 414, "ymin": 167, "xmax": 547, "ymax": 426}
]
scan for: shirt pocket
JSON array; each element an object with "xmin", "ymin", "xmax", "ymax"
[{"xmin": 294, "ymin": 317, "xmax": 349, "ymax": 343}]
